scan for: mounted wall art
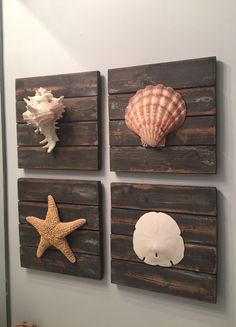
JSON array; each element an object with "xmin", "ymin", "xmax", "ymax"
[
  {"xmin": 111, "ymin": 183, "xmax": 217, "ymax": 302},
  {"xmin": 16, "ymin": 71, "xmax": 101, "ymax": 170},
  {"xmin": 108, "ymin": 56, "xmax": 216, "ymax": 174},
  {"xmin": 18, "ymin": 178, "xmax": 103, "ymax": 280}
]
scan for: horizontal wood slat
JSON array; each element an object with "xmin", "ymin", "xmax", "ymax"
[
  {"xmin": 111, "ymin": 208, "xmax": 216, "ymax": 246},
  {"xmin": 16, "ymin": 71, "xmax": 100, "ymax": 100},
  {"xmin": 18, "ymin": 178, "xmax": 101, "ymax": 205},
  {"xmin": 110, "ymin": 116, "xmax": 216, "ymax": 146},
  {"xmin": 19, "ymin": 201, "xmax": 100, "ymax": 230},
  {"xmin": 20, "ymin": 224, "xmax": 100, "ymax": 255},
  {"xmin": 109, "ymin": 87, "xmax": 216, "ymax": 120},
  {"xmin": 108, "ymin": 57, "xmax": 216, "ymax": 94},
  {"xmin": 111, "ymin": 235, "xmax": 216, "ymax": 274},
  {"xmin": 18, "ymin": 146, "xmax": 99, "ymax": 170},
  {"xmin": 111, "ymin": 259, "xmax": 216, "ymax": 302},
  {"xmin": 17, "ymin": 122, "xmax": 98, "ymax": 146},
  {"xmin": 16, "ymin": 96, "xmax": 98, "ymax": 123},
  {"xmin": 111, "ymin": 183, "xmax": 216, "ymax": 216},
  {"xmin": 21, "ymin": 246, "xmax": 102, "ymax": 279},
  {"xmin": 110, "ymin": 146, "xmax": 216, "ymax": 174}
]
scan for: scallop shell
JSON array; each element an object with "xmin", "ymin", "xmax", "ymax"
[
  {"xmin": 133, "ymin": 211, "xmax": 185, "ymax": 267},
  {"xmin": 125, "ymin": 84, "xmax": 186, "ymax": 147},
  {"xmin": 23, "ymin": 87, "xmax": 65, "ymax": 153}
]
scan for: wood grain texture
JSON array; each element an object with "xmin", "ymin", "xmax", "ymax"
[
  {"xmin": 111, "ymin": 208, "xmax": 216, "ymax": 246},
  {"xmin": 111, "ymin": 183, "xmax": 217, "ymax": 216},
  {"xmin": 110, "ymin": 116, "xmax": 216, "ymax": 146},
  {"xmin": 18, "ymin": 178, "xmax": 101, "ymax": 205},
  {"xmin": 16, "ymin": 71, "xmax": 100, "ymax": 100},
  {"xmin": 108, "ymin": 57, "xmax": 216, "ymax": 94},
  {"xmin": 111, "ymin": 259, "xmax": 216, "ymax": 302},
  {"xmin": 18, "ymin": 146, "xmax": 99, "ymax": 170},
  {"xmin": 111, "ymin": 235, "xmax": 216, "ymax": 274},
  {"xmin": 19, "ymin": 201, "xmax": 100, "ymax": 230},
  {"xmin": 17, "ymin": 122, "xmax": 98, "ymax": 146},
  {"xmin": 110, "ymin": 146, "xmax": 216, "ymax": 174},
  {"xmin": 21, "ymin": 246, "xmax": 102, "ymax": 279},
  {"xmin": 109, "ymin": 87, "xmax": 216, "ymax": 120},
  {"xmin": 16, "ymin": 96, "xmax": 98, "ymax": 123}
]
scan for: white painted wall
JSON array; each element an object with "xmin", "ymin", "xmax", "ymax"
[{"xmin": 3, "ymin": 0, "xmax": 236, "ymax": 326}]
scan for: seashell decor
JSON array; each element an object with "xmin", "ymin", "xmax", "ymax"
[
  {"xmin": 23, "ymin": 87, "xmax": 65, "ymax": 153},
  {"xmin": 125, "ymin": 84, "xmax": 186, "ymax": 147},
  {"xmin": 133, "ymin": 211, "xmax": 185, "ymax": 267}
]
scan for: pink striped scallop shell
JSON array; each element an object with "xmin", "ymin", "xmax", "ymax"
[{"xmin": 125, "ymin": 84, "xmax": 186, "ymax": 147}]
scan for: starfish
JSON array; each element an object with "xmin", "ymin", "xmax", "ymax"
[{"xmin": 26, "ymin": 195, "xmax": 86, "ymax": 263}]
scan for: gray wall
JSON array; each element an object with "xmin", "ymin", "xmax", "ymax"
[{"xmin": 3, "ymin": 0, "xmax": 236, "ymax": 326}]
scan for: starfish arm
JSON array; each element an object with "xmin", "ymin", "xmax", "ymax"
[
  {"xmin": 26, "ymin": 216, "xmax": 45, "ymax": 235},
  {"xmin": 52, "ymin": 238, "xmax": 76, "ymax": 263},
  {"xmin": 55, "ymin": 219, "xmax": 86, "ymax": 238},
  {"xmin": 36, "ymin": 237, "xmax": 51, "ymax": 258},
  {"xmin": 46, "ymin": 195, "xmax": 60, "ymax": 223}
]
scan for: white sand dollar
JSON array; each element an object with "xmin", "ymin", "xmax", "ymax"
[{"xmin": 133, "ymin": 211, "xmax": 185, "ymax": 267}]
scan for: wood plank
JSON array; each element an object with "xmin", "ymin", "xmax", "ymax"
[
  {"xmin": 111, "ymin": 235, "xmax": 216, "ymax": 274},
  {"xmin": 110, "ymin": 146, "xmax": 216, "ymax": 174},
  {"xmin": 19, "ymin": 224, "xmax": 100, "ymax": 255},
  {"xmin": 111, "ymin": 259, "xmax": 216, "ymax": 302},
  {"xmin": 18, "ymin": 146, "xmax": 99, "ymax": 170},
  {"xmin": 17, "ymin": 122, "xmax": 98, "ymax": 146},
  {"xmin": 19, "ymin": 201, "xmax": 100, "ymax": 230},
  {"xmin": 111, "ymin": 183, "xmax": 216, "ymax": 216},
  {"xmin": 108, "ymin": 57, "xmax": 216, "ymax": 94},
  {"xmin": 109, "ymin": 87, "xmax": 216, "ymax": 120},
  {"xmin": 110, "ymin": 116, "xmax": 216, "ymax": 146},
  {"xmin": 18, "ymin": 178, "xmax": 101, "ymax": 205},
  {"xmin": 111, "ymin": 208, "xmax": 216, "ymax": 246},
  {"xmin": 16, "ymin": 96, "xmax": 98, "ymax": 123},
  {"xmin": 16, "ymin": 71, "xmax": 100, "ymax": 100},
  {"xmin": 20, "ymin": 246, "xmax": 102, "ymax": 279}
]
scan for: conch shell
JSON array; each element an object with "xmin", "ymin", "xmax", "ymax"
[
  {"xmin": 133, "ymin": 212, "xmax": 185, "ymax": 267},
  {"xmin": 23, "ymin": 87, "xmax": 65, "ymax": 153},
  {"xmin": 125, "ymin": 84, "xmax": 186, "ymax": 147}
]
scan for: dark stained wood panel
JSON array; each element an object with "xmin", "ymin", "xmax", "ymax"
[
  {"xmin": 111, "ymin": 146, "xmax": 216, "ymax": 174},
  {"xmin": 109, "ymin": 87, "xmax": 216, "ymax": 120},
  {"xmin": 21, "ymin": 246, "xmax": 102, "ymax": 279},
  {"xmin": 111, "ymin": 208, "xmax": 216, "ymax": 246},
  {"xmin": 110, "ymin": 116, "xmax": 216, "ymax": 146},
  {"xmin": 18, "ymin": 146, "xmax": 99, "ymax": 170},
  {"xmin": 111, "ymin": 235, "xmax": 216, "ymax": 274},
  {"xmin": 111, "ymin": 259, "xmax": 216, "ymax": 302},
  {"xmin": 16, "ymin": 71, "xmax": 100, "ymax": 100},
  {"xmin": 16, "ymin": 96, "xmax": 98, "ymax": 123}
]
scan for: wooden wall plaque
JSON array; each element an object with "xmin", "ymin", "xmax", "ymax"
[
  {"xmin": 16, "ymin": 71, "xmax": 101, "ymax": 170},
  {"xmin": 18, "ymin": 178, "xmax": 103, "ymax": 280},
  {"xmin": 108, "ymin": 57, "xmax": 216, "ymax": 174},
  {"xmin": 111, "ymin": 183, "xmax": 217, "ymax": 302}
]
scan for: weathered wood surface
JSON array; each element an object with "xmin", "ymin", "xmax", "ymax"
[
  {"xmin": 16, "ymin": 96, "xmax": 98, "ymax": 123},
  {"xmin": 17, "ymin": 122, "xmax": 98, "ymax": 146},
  {"xmin": 18, "ymin": 178, "xmax": 101, "ymax": 205},
  {"xmin": 18, "ymin": 146, "xmax": 99, "ymax": 170},
  {"xmin": 108, "ymin": 57, "xmax": 216, "ymax": 94},
  {"xmin": 20, "ymin": 224, "xmax": 100, "ymax": 255},
  {"xmin": 111, "ymin": 259, "xmax": 216, "ymax": 302},
  {"xmin": 21, "ymin": 246, "xmax": 102, "ymax": 279},
  {"xmin": 111, "ymin": 183, "xmax": 217, "ymax": 216},
  {"xmin": 110, "ymin": 116, "xmax": 216, "ymax": 146},
  {"xmin": 110, "ymin": 146, "xmax": 216, "ymax": 174},
  {"xmin": 19, "ymin": 201, "xmax": 100, "ymax": 230},
  {"xmin": 111, "ymin": 208, "xmax": 216, "ymax": 246},
  {"xmin": 109, "ymin": 87, "xmax": 216, "ymax": 120},
  {"xmin": 111, "ymin": 235, "xmax": 216, "ymax": 274},
  {"xmin": 16, "ymin": 71, "xmax": 100, "ymax": 100}
]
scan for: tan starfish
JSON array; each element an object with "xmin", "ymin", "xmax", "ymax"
[{"xmin": 26, "ymin": 195, "xmax": 86, "ymax": 263}]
